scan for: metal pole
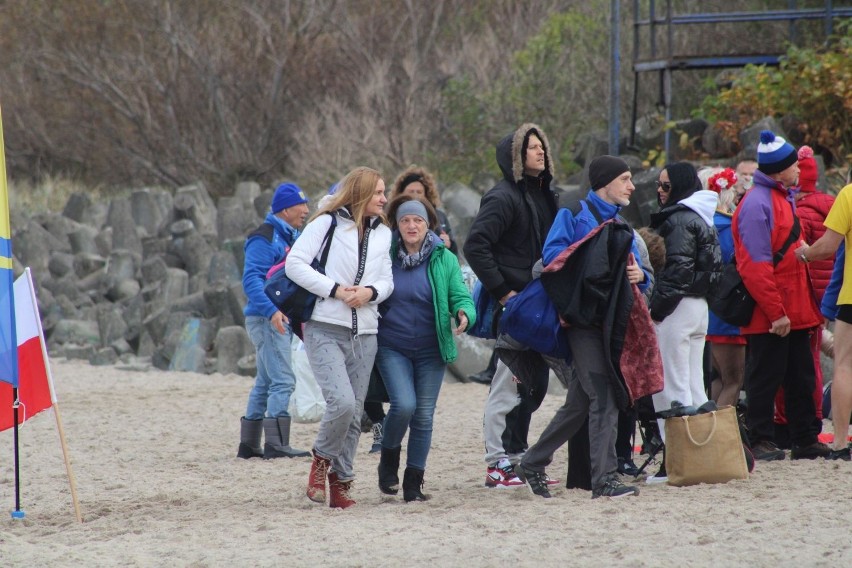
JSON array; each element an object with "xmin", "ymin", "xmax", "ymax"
[
  {"xmin": 825, "ymin": 0, "xmax": 834, "ymax": 38},
  {"xmin": 788, "ymin": 0, "xmax": 798, "ymax": 45},
  {"xmin": 663, "ymin": 0, "xmax": 673, "ymax": 161},
  {"xmin": 630, "ymin": 0, "xmax": 640, "ymax": 147},
  {"xmin": 11, "ymin": 390, "xmax": 25, "ymax": 519},
  {"xmin": 610, "ymin": 0, "xmax": 621, "ymax": 155},
  {"xmin": 663, "ymin": 67, "xmax": 672, "ymax": 162}
]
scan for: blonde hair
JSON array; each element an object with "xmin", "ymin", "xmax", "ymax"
[
  {"xmin": 697, "ymin": 166, "xmax": 723, "ymax": 191},
  {"xmin": 391, "ymin": 165, "xmax": 442, "ymax": 208},
  {"xmin": 717, "ymin": 188, "xmax": 737, "ymax": 214},
  {"xmin": 312, "ymin": 167, "xmax": 387, "ymax": 234}
]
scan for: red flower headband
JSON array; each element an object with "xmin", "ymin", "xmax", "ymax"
[{"xmin": 708, "ymin": 168, "xmax": 738, "ymax": 193}]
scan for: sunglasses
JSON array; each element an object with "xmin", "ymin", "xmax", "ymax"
[{"xmin": 656, "ymin": 181, "xmax": 672, "ymax": 192}]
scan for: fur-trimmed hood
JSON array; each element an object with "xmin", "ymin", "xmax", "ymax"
[{"xmin": 495, "ymin": 122, "xmax": 555, "ymax": 185}]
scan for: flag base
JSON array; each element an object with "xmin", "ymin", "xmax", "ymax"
[{"xmin": 11, "ymin": 510, "xmax": 26, "ymax": 519}]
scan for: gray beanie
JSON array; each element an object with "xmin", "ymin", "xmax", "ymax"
[{"xmin": 395, "ymin": 200, "xmax": 429, "ymax": 224}]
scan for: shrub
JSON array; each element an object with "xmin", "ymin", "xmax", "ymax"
[{"xmin": 698, "ymin": 23, "xmax": 852, "ymax": 166}]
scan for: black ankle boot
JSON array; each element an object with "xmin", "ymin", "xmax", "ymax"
[
  {"xmin": 402, "ymin": 467, "xmax": 428, "ymax": 502},
  {"xmin": 237, "ymin": 417, "xmax": 264, "ymax": 459},
  {"xmin": 378, "ymin": 446, "xmax": 401, "ymax": 495}
]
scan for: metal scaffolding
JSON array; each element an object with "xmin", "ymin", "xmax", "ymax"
[{"xmin": 607, "ymin": 0, "xmax": 852, "ymax": 157}]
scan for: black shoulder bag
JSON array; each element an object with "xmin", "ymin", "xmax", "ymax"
[{"xmin": 707, "ymin": 216, "xmax": 801, "ymax": 327}]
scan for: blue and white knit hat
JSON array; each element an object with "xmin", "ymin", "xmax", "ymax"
[{"xmin": 757, "ymin": 130, "xmax": 797, "ymax": 175}]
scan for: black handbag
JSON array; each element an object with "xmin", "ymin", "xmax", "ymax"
[
  {"xmin": 264, "ymin": 215, "xmax": 337, "ymax": 323},
  {"xmin": 707, "ymin": 216, "xmax": 800, "ymax": 326}
]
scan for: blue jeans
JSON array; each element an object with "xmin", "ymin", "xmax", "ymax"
[
  {"xmin": 375, "ymin": 344, "xmax": 446, "ymax": 470},
  {"xmin": 244, "ymin": 315, "xmax": 296, "ymax": 419}
]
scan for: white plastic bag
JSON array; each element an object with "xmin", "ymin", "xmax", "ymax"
[{"xmin": 288, "ymin": 338, "xmax": 326, "ymax": 423}]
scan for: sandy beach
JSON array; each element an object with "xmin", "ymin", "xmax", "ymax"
[{"xmin": 1, "ymin": 358, "xmax": 850, "ymax": 567}]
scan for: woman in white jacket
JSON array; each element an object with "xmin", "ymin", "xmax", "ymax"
[{"xmin": 285, "ymin": 166, "xmax": 394, "ymax": 509}]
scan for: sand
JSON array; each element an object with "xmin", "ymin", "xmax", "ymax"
[{"xmin": 1, "ymin": 359, "xmax": 850, "ymax": 567}]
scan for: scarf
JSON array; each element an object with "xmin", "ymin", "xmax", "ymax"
[{"xmin": 398, "ymin": 233, "xmax": 437, "ymax": 269}]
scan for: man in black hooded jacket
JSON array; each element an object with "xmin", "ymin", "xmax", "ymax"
[{"xmin": 464, "ymin": 123, "xmax": 558, "ymax": 488}]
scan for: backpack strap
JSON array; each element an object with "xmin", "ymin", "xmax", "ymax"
[
  {"xmin": 247, "ymin": 222, "xmax": 275, "ymax": 243},
  {"xmin": 570, "ymin": 200, "xmax": 606, "ymax": 225},
  {"xmin": 772, "ymin": 215, "xmax": 801, "ymax": 266},
  {"xmin": 584, "ymin": 200, "xmax": 605, "ymax": 224},
  {"xmin": 573, "ymin": 198, "xmax": 626, "ymax": 226},
  {"xmin": 316, "ymin": 214, "xmax": 338, "ymax": 269}
]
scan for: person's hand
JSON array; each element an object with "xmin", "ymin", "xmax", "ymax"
[
  {"xmin": 819, "ymin": 329, "xmax": 834, "ymax": 359},
  {"xmin": 769, "ymin": 315, "xmax": 791, "ymax": 337},
  {"xmin": 821, "ymin": 329, "xmax": 835, "ymax": 358},
  {"xmin": 499, "ymin": 290, "xmax": 517, "ymax": 306},
  {"xmin": 794, "ymin": 242, "xmax": 810, "ymax": 263},
  {"xmin": 341, "ymin": 286, "xmax": 373, "ymax": 308},
  {"xmin": 626, "ymin": 252, "xmax": 644, "ymax": 284},
  {"xmin": 454, "ymin": 311, "xmax": 469, "ymax": 335},
  {"xmin": 626, "ymin": 263, "xmax": 644, "ymax": 284},
  {"xmin": 440, "ymin": 231, "xmax": 451, "ymax": 248},
  {"xmin": 334, "ymin": 286, "xmax": 356, "ymax": 304},
  {"xmin": 271, "ymin": 311, "xmax": 288, "ymax": 334}
]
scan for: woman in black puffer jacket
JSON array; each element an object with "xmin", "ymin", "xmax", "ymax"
[{"xmin": 645, "ymin": 162, "xmax": 722, "ymax": 484}]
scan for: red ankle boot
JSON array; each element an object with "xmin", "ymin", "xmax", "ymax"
[
  {"xmin": 306, "ymin": 451, "xmax": 331, "ymax": 503},
  {"xmin": 328, "ymin": 471, "xmax": 356, "ymax": 509}
]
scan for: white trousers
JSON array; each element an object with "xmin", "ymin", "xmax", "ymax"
[{"xmin": 652, "ymin": 297, "xmax": 710, "ymax": 441}]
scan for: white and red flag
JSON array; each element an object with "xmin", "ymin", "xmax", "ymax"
[{"xmin": 1, "ymin": 269, "xmax": 53, "ymax": 431}]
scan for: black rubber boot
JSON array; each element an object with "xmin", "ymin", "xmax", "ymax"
[
  {"xmin": 237, "ymin": 417, "xmax": 264, "ymax": 459},
  {"xmin": 402, "ymin": 467, "xmax": 429, "ymax": 502},
  {"xmin": 378, "ymin": 446, "xmax": 401, "ymax": 495},
  {"xmin": 263, "ymin": 417, "xmax": 311, "ymax": 459}
]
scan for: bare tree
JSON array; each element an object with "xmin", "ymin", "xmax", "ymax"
[{"xmin": 1, "ymin": 0, "xmax": 338, "ymax": 194}]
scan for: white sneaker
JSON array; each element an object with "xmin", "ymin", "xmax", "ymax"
[{"xmin": 645, "ymin": 464, "xmax": 668, "ymax": 485}]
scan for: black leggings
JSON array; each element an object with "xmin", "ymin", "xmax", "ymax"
[{"xmin": 364, "ymin": 365, "xmax": 388, "ymax": 423}]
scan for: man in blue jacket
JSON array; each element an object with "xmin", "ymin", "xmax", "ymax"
[
  {"xmin": 237, "ymin": 183, "xmax": 312, "ymax": 460},
  {"xmin": 516, "ymin": 155, "xmax": 650, "ymax": 499}
]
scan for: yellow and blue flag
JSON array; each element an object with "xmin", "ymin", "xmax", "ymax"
[{"xmin": 0, "ymin": 103, "xmax": 19, "ymax": 387}]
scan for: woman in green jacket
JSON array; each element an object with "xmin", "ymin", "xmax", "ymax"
[{"xmin": 375, "ymin": 195, "xmax": 475, "ymax": 501}]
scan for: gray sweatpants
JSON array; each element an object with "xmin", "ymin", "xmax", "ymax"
[
  {"xmin": 483, "ymin": 360, "xmax": 522, "ymax": 465},
  {"xmin": 521, "ymin": 327, "xmax": 618, "ymax": 489},
  {"xmin": 304, "ymin": 321, "xmax": 377, "ymax": 482}
]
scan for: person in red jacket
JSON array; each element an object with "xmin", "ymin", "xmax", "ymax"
[
  {"xmin": 796, "ymin": 146, "xmax": 836, "ymax": 301},
  {"xmin": 732, "ymin": 131, "xmax": 831, "ymax": 461},
  {"xmin": 774, "ymin": 146, "xmax": 835, "ymax": 444}
]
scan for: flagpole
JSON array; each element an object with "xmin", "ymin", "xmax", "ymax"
[
  {"xmin": 51, "ymin": 402, "xmax": 82, "ymax": 522},
  {"xmin": 24, "ymin": 268, "xmax": 83, "ymax": 523},
  {"xmin": 1, "ymin": 96, "xmax": 25, "ymax": 520},
  {"xmin": 11, "ymin": 389, "xmax": 24, "ymax": 519}
]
